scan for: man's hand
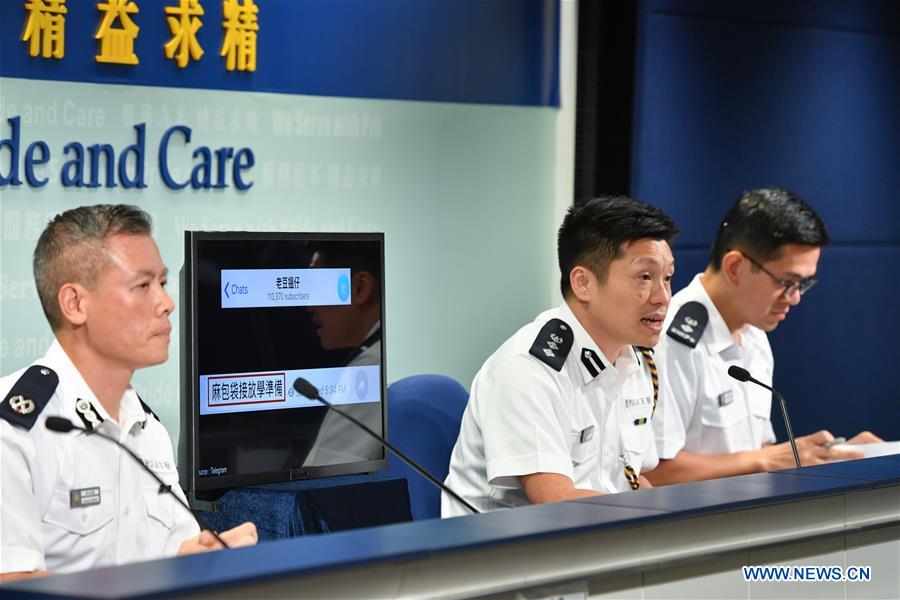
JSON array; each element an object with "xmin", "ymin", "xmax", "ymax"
[
  {"xmin": 177, "ymin": 521, "xmax": 258, "ymax": 556},
  {"xmin": 846, "ymin": 430, "xmax": 883, "ymax": 445},
  {"xmin": 637, "ymin": 474, "xmax": 653, "ymax": 489},
  {"xmin": 759, "ymin": 430, "xmax": 862, "ymax": 470},
  {"xmin": 0, "ymin": 570, "xmax": 53, "ymax": 584}
]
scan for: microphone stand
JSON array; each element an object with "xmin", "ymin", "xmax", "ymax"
[
  {"xmin": 293, "ymin": 379, "xmax": 480, "ymax": 514},
  {"xmin": 768, "ymin": 386, "xmax": 802, "ymax": 469},
  {"xmin": 727, "ymin": 367, "xmax": 801, "ymax": 469}
]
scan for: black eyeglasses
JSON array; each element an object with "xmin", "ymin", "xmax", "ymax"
[{"xmin": 736, "ymin": 251, "xmax": 817, "ymax": 298}]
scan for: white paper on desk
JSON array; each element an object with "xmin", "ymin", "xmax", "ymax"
[{"xmin": 832, "ymin": 441, "xmax": 900, "ymax": 458}]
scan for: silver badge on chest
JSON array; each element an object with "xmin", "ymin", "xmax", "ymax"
[{"xmin": 718, "ymin": 390, "xmax": 734, "ymax": 407}]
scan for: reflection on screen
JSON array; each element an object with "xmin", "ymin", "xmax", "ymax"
[{"xmin": 192, "ymin": 237, "xmax": 385, "ymax": 489}]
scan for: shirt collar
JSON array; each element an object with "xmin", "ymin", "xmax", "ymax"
[
  {"xmin": 43, "ymin": 339, "xmax": 147, "ymax": 431},
  {"xmin": 557, "ymin": 302, "xmax": 641, "ymax": 386},
  {"xmin": 362, "ymin": 321, "xmax": 381, "ymax": 348},
  {"xmin": 118, "ymin": 388, "xmax": 148, "ymax": 433}
]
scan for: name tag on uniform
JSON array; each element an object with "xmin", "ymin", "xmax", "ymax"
[
  {"xmin": 718, "ymin": 390, "xmax": 734, "ymax": 407},
  {"xmin": 580, "ymin": 426, "xmax": 594, "ymax": 443},
  {"xmin": 624, "ymin": 396, "xmax": 652, "ymax": 411},
  {"xmin": 70, "ymin": 487, "xmax": 101, "ymax": 508}
]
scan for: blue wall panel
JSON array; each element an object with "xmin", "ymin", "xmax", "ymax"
[
  {"xmin": 0, "ymin": 0, "xmax": 559, "ymax": 106},
  {"xmin": 635, "ymin": 0, "xmax": 900, "ymax": 439},
  {"xmin": 768, "ymin": 245, "xmax": 900, "ymax": 440}
]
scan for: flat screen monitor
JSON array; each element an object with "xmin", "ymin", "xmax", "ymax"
[{"xmin": 178, "ymin": 231, "xmax": 387, "ymax": 500}]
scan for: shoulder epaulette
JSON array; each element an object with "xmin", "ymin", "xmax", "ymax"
[
  {"xmin": 528, "ymin": 318, "xmax": 573, "ymax": 372},
  {"xmin": 666, "ymin": 301, "xmax": 709, "ymax": 349},
  {"xmin": 1, "ymin": 365, "xmax": 58, "ymax": 430}
]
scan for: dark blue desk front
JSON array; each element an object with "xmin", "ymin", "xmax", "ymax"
[
  {"xmin": 200, "ymin": 474, "xmax": 412, "ymax": 540},
  {"xmin": 3, "ymin": 455, "xmax": 898, "ymax": 599}
]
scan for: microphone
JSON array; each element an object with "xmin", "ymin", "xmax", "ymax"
[
  {"xmin": 292, "ymin": 378, "xmax": 480, "ymax": 515},
  {"xmin": 726, "ymin": 366, "xmax": 801, "ymax": 469},
  {"xmin": 726, "ymin": 365, "xmax": 751, "ymax": 382},
  {"xmin": 45, "ymin": 416, "xmax": 230, "ymax": 548}
]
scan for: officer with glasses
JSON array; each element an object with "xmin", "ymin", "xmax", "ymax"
[{"xmin": 644, "ymin": 188, "xmax": 881, "ymax": 486}]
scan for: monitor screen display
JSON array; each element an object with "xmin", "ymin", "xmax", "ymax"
[{"xmin": 179, "ymin": 231, "xmax": 386, "ymax": 497}]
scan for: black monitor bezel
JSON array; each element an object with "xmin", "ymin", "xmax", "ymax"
[{"xmin": 179, "ymin": 230, "xmax": 388, "ymax": 497}]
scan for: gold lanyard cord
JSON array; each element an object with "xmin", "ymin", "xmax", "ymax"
[{"xmin": 622, "ymin": 348, "xmax": 659, "ymax": 490}]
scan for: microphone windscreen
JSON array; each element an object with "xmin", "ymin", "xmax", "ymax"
[
  {"xmin": 293, "ymin": 377, "xmax": 319, "ymax": 400},
  {"xmin": 727, "ymin": 365, "xmax": 752, "ymax": 382},
  {"xmin": 45, "ymin": 416, "xmax": 76, "ymax": 433}
]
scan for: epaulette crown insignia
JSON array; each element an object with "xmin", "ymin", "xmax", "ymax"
[
  {"xmin": 529, "ymin": 318, "xmax": 574, "ymax": 372},
  {"xmin": 666, "ymin": 301, "xmax": 709, "ymax": 349},
  {"xmin": 1, "ymin": 365, "xmax": 58, "ymax": 430}
]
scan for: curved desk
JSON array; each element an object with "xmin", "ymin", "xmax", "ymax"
[{"xmin": 3, "ymin": 455, "xmax": 898, "ymax": 599}]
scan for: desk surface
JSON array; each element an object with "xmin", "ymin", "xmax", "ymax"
[{"xmin": 3, "ymin": 455, "xmax": 898, "ymax": 599}]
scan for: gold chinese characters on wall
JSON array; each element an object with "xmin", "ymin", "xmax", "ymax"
[{"xmin": 21, "ymin": 0, "xmax": 259, "ymax": 72}]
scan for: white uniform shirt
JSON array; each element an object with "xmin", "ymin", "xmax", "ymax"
[
  {"xmin": 653, "ymin": 274, "xmax": 777, "ymax": 459},
  {"xmin": 0, "ymin": 341, "xmax": 199, "ymax": 574},
  {"xmin": 348, "ymin": 322, "xmax": 381, "ymax": 368},
  {"xmin": 442, "ymin": 303, "xmax": 658, "ymax": 518},
  {"xmin": 304, "ymin": 323, "xmax": 383, "ymax": 466}
]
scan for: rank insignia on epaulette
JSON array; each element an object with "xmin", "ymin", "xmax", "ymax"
[
  {"xmin": 1, "ymin": 365, "xmax": 58, "ymax": 430},
  {"xmin": 666, "ymin": 301, "xmax": 709, "ymax": 348},
  {"xmin": 529, "ymin": 318, "xmax": 573, "ymax": 372}
]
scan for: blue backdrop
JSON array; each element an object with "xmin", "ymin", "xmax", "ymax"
[
  {"xmin": 632, "ymin": 0, "xmax": 900, "ymax": 440},
  {"xmin": 0, "ymin": 0, "xmax": 559, "ymax": 106}
]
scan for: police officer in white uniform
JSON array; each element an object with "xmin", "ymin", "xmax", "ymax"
[
  {"xmin": 0, "ymin": 205, "xmax": 257, "ymax": 582},
  {"xmin": 654, "ymin": 273, "xmax": 778, "ymax": 459},
  {"xmin": 646, "ymin": 189, "xmax": 880, "ymax": 486},
  {"xmin": 443, "ymin": 197, "xmax": 678, "ymax": 517}
]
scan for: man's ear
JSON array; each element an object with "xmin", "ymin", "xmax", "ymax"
[
  {"xmin": 351, "ymin": 272, "xmax": 374, "ymax": 305},
  {"xmin": 57, "ymin": 283, "xmax": 89, "ymax": 327},
  {"xmin": 568, "ymin": 266, "xmax": 595, "ymax": 302},
  {"xmin": 721, "ymin": 250, "xmax": 744, "ymax": 287}
]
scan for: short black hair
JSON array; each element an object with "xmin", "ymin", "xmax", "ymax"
[
  {"xmin": 709, "ymin": 188, "xmax": 830, "ymax": 270},
  {"xmin": 310, "ymin": 242, "xmax": 382, "ymax": 284},
  {"xmin": 558, "ymin": 196, "xmax": 678, "ymax": 297},
  {"xmin": 33, "ymin": 204, "xmax": 152, "ymax": 330}
]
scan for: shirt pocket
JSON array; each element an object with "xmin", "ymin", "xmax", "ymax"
[
  {"xmin": 747, "ymin": 386, "xmax": 772, "ymax": 420},
  {"xmin": 620, "ymin": 410, "xmax": 654, "ymax": 465},
  {"xmin": 143, "ymin": 490, "xmax": 176, "ymax": 529},
  {"xmin": 43, "ymin": 487, "xmax": 115, "ymax": 536},
  {"xmin": 700, "ymin": 389, "xmax": 748, "ymax": 429}
]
